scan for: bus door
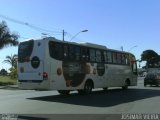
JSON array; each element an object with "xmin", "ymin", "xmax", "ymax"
[
  {"xmin": 130, "ymin": 55, "xmax": 138, "ymax": 85},
  {"xmin": 96, "ymin": 63, "xmax": 106, "ymax": 87}
]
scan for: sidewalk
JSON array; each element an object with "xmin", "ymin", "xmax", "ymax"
[{"xmin": 0, "ymin": 84, "xmax": 18, "ymax": 89}]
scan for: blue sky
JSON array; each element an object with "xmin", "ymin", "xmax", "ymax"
[{"xmin": 0, "ymin": 0, "xmax": 160, "ymax": 70}]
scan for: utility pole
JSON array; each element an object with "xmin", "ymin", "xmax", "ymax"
[
  {"xmin": 121, "ymin": 46, "xmax": 123, "ymax": 51},
  {"xmin": 62, "ymin": 29, "xmax": 64, "ymax": 41}
]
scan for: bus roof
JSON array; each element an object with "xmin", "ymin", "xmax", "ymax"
[
  {"xmin": 21, "ymin": 37, "xmax": 133, "ymax": 55},
  {"xmin": 78, "ymin": 42, "xmax": 107, "ymax": 49},
  {"xmin": 43, "ymin": 37, "xmax": 108, "ymax": 50}
]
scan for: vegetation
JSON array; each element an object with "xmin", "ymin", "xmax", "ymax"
[
  {"xmin": 9, "ymin": 67, "xmax": 18, "ymax": 79},
  {"xmin": 3, "ymin": 54, "xmax": 18, "ymax": 67},
  {"xmin": 0, "ymin": 76, "xmax": 17, "ymax": 86},
  {"xmin": 3, "ymin": 54, "xmax": 18, "ymax": 79},
  {"xmin": 141, "ymin": 49, "xmax": 160, "ymax": 68},
  {"xmin": 141, "ymin": 50, "xmax": 159, "ymax": 62},
  {"xmin": 0, "ymin": 21, "xmax": 19, "ymax": 82},
  {"xmin": 0, "ymin": 69, "xmax": 8, "ymax": 75},
  {"xmin": 0, "ymin": 21, "xmax": 19, "ymax": 49}
]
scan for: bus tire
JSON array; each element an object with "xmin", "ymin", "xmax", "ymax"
[
  {"xmin": 77, "ymin": 90, "xmax": 85, "ymax": 95},
  {"xmin": 78, "ymin": 80, "xmax": 93, "ymax": 95},
  {"xmin": 103, "ymin": 87, "xmax": 108, "ymax": 91},
  {"xmin": 58, "ymin": 90, "xmax": 70, "ymax": 95},
  {"xmin": 122, "ymin": 79, "xmax": 130, "ymax": 90},
  {"xmin": 84, "ymin": 80, "xmax": 93, "ymax": 94}
]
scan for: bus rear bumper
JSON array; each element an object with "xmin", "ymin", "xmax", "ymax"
[{"xmin": 18, "ymin": 80, "xmax": 51, "ymax": 90}]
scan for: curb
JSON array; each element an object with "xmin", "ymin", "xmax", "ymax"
[{"xmin": 0, "ymin": 85, "xmax": 18, "ymax": 89}]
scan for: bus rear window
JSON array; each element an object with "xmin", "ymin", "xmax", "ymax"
[{"xmin": 18, "ymin": 40, "xmax": 34, "ymax": 63}]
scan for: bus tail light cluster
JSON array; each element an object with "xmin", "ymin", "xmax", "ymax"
[{"xmin": 43, "ymin": 72, "xmax": 48, "ymax": 80}]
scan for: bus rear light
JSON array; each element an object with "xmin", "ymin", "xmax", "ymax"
[{"xmin": 43, "ymin": 72, "xmax": 48, "ymax": 80}]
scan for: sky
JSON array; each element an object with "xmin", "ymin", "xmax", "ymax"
[{"xmin": 0, "ymin": 0, "xmax": 160, "ymax": 70}]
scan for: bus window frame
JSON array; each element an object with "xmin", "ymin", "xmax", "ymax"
[
  {"xmin": 96, "ymin": 49, "xmax": 102, "ymax": 63},
  {"xmin": 49, "ymin": 41, "xmax": 133, "ymax": 67},
  {"xmin": 89, "ymin": 48, "xmax": 96, "ymax": 62},
  {"xmin": 112, "ymin": 52, "xmax": 117, "ymax": 64},
  {"xmin": 117, "ymin": 53, "xmax": 122, "ymax": 64},
  {"xmin": 81, "ymin": 47, "xmax": 89, "ymax": 62},
  {"xmin": 63, "ymin": 44, "xmax": 69, "ymax": 60}
]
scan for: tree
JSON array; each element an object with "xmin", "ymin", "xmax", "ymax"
[
  {"xmin": 141, "ymin": 50, "xmax": 159, "ymax": 62},
  {"xmin": 3, "ymin": 54, "xmax": 18, "ymax": 79},
  {"xmin": 3, "ymin": 54, "xmax": 18, "ymax": 68},
  {"xmin": 0, "ymin": 69, "xmax": 8, "ymax": 76},
  {"xmin": 0, "ymin": 21, "xmax": 19, "ymax": 49},
  {"xmin": 141, "ymin": 50, "xmax": 159, "ymax": 68}
]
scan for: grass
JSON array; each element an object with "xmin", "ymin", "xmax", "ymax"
[{"xmin": 0, "ymin": 76, "xmax": 17, "ymax": 86}]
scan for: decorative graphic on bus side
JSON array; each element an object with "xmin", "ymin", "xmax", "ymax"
[{"xmin": 62, "ymin": 62, "xmax": 89, "ymax": 87}]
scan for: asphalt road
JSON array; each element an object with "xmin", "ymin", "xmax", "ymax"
[{"xmin": 0, "ymin": 77, "xmax": 160, "ymax": 120}]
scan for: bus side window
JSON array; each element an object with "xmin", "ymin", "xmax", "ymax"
[
  {"xmin": 56, "ymin": 43, "xmax": 63, "ymax": 60},
  {"xmin": 117, "ymin": 53, "xmax": 122, "ymax": 64},
  {"xmin": 64, "ymin": 45, "xmax": 68, "ymax": 60},
  {"xmin": 89, "ymin": 49, "xmax": 96, "ymax": 62},
  {"xmin": 101, "ymin": 51, "xmax": 105, "ymax": 63},
  {"xmin": 75, "ymin": 46, "xmax": 80, "ymax": 61},
  {"xmin": 113, "ymin": 52, "xmax": 117, "ymax": 64},
  {"xmin": 121, "ymin": 54, "xmax": 126, "ymax": 65},
  {"xmin": 69, "ymin": 45, "xmax": 75, "ymax": 60},
  {"xmin": 96, "ymin": 50, "xmax": 102, "ymax": 62},
  {"xmin": 125, "ymin": 55, "xmax": 130, "ymax": 65},
  {"xmin": 106, "ymin": 51, "xmax": 112, "ymax": 63},
  {"xmin": 81, "ymin": 47, "xmax": 89, "ymax": 61},
  {"xmin": 104, "ymin": 51, "xmax": 107, "ymax": 63},
  {"xmin": 49, "ymin": 42, "xmax": 63, "ymax": 60},
  {"xmin": 49, "ymin": 42, "xmax": 53, "ymax": 57}
]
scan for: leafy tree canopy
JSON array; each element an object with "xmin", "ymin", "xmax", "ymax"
[
  {"xmin": 3, "ymin": 54, "xmax": 18, "ymax": 68},
  {"xmin": 141, "ymin": 49, "xmax": 160, "ymax": 68},
  {"xmin": 0, "ymin": 21, "xmax": 19, "ymax": 49},
  {"xmin": 141, "ymin": 49, "xmax": 159, "ymax": 62},
  {"xmin": 0, "ymin": 69, "xmax": 7, "ymax": 75}
]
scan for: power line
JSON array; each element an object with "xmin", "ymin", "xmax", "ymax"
[{"xmin": 0, "ymin": 13, "xmax": 62, "ymax": 34}]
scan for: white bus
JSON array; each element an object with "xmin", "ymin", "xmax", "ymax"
[{"xmin": 18, "ymin": 37, "xmax": 137, "ymax": 95}]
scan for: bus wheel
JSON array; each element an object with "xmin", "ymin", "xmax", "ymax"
[
  {"xmin": 78, "ymin": 80, "xmax": 93, "ymax": 95},
  {"xmin": 84, "ymin": 80, "xmax": 93, "ymax": 94},
  {"xmin": 103, "ymin": 87, "xmax": 108, "ymax": 91},
  {"xmin": 122, "ymin": 80, "xmax": 130, "ymax": 90},
  {"xmin": 77, "ymin": 90, "xmax": 85, "ymax": 95},
  {"xmin": 58, "ymin": 90, "xmax": 70, "ymax": 95}
]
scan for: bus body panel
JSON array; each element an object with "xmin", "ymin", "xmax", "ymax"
[
  {"xmin": 18, "ymin": 61, "xmax": 44, "ymax": 80},
  {"xmin": 18, "ymin": 80, "xmax": 50, "ymax": 90}
]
